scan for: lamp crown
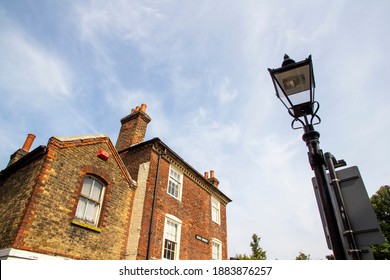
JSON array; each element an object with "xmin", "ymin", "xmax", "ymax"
[{"xmin": 282, "ymin": 54, "xmax": 295, "ymax": 67}]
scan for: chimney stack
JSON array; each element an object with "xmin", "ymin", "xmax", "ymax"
[
  {"xmin": 7, "ymin": 133, "xmax": 36, "ymax": 167},
  {"xmin": 207, "ymin": 169, "xmax": 219, "ymax": 188},
  {"xmin": 115, "ymin": 104, "xmax": 151, "ymax": 151}
]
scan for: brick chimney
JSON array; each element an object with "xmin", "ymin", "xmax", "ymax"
[
  {"xmin": 207, "ymin": 170, "xmax": 219, "ymax": 188},
  {"xmin": 115, "ymin": 104, "xmax": 151, "ymax": 151},
  {"xmin": 8, "ymin": 133, "xmax": 36, "ymax": 166}
]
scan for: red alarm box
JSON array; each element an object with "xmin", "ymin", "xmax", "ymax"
[{"xmin": 97, "ymin": 148, "xmax": 110, "ymax": 161}]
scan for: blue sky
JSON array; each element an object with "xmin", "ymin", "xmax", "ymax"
[{"xmin": 1, "ymin": 0, "xmax": 390, "ymax": 259}]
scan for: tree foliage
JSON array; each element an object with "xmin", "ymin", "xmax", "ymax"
[
  {"xmin": 295, "ymin": 251, "xmax": 310, "ymax": 260},
  {"xmin": 236, "ymin": 233, "xmax": 267, "ymax": 260},
  {"xmin": 370, "ymin": 185, "xmax": 390, "ymax": 259}
]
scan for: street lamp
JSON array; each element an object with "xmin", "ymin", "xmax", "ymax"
[
  {"xmin": 268, "ymin": 54, "xmax": 319, "ymax": 129},
  {"xmin": 268, "ymin": 55, "xmax": 348, "ymax": 259}
]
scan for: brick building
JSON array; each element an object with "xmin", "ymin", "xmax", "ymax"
[
  {"xmin": 0, "ymin": 134, "xmax": 136, "ymax": 259},
  {"xmin": 0, "ymin": 104, "xmax": 231, "ymax": 260}
]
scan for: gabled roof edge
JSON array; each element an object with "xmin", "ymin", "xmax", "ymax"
[
  {"xmin": 49, "ymin": 135, "xmax": 137, "ymax": 190},
  {"xmin": 120, "ymin": 137, "xmax": 232, "ymax": 204}
]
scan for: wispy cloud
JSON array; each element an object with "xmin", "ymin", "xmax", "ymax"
[
  {"xmin": 0, "ymin": 10, "xmax": 97, "ymax": 158},
  {"xmin": 0, "ymin": 23, "xmax": 73, "ymax": 103},
  {"xmin": 214, "ymin": 76, "xmax": 238, "ymax": 103}
]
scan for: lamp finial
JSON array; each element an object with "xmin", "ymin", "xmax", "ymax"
[{"xmin": 282, "ymin": 54, "xmax": 295, "ymax": 67}]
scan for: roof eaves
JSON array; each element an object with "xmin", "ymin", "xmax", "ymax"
[
  {"xmin": 124, "ymin": 138, "xmax": 232, "ymax": 204},
  {"xmin": 0, "ymin": 145, "xmax": 47, "ymax": 177}
]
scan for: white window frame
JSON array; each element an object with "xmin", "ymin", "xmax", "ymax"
[
  {"xmin": 212, "ymin": 238, "xmax": 222, "ymax": 260},
  {"xmin": 211, "ymin": 196, "xmax": 221, "ymax": 225},
  {"xmin": 167, "ymin": 165, "xmax": 183, "ymax": 201},
  {"xmin": 75, "ymin": 175, "xmax": 105, "ymax": 226},
  {"xmin": 162, "ymin": 214, "xmax": 182, "ymax": 260}
]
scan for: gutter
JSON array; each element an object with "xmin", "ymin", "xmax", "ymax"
[{"xmin": 119, "ymin": 137, "xmax": 232, "ymax": 204}]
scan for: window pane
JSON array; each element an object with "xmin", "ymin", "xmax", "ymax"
[
  {"xmin": 164, "ymin": 240, "xmax": 176, "ymax": 260},
  {"xmin": 90, "ymin": 180, "xmax": 103, "ymax": 201},
  {"xmin": 212, "ymin": 208, "xmax": 220, "ymax": 223},
  {"xmin": 170, "ymin": 169, "xmax": 180, "ymax": 181},
  {"xmin": 75, "ymin": 197, "xmax": 87, "ymax": 219},
  {"xmin": 168, "ymin": 180, "xmax": 179, "ymax": 198},
  {"xmin": 175, "ymin": 172, "xmax": 180, "ymax": 181},
  {"xmin": 165, "ymin": 220, "xmax": 177, "ymax": 242},
  {"xmin": 212, "ymin": 198, "xmax": 220, "ymax": 223},
  {"xmin": 81, "ymin": 176, "xmax": 93, "ymax": 197},
  {"xmin": 85, "ymin": 200, "xmax": 98, "ymax": 223},
  {"xmin": 212, "ymin": 241, "xmax": 221, "ymax": 260}
]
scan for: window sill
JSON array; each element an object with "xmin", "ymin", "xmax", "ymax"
[
  {"xmin": 71, "ymin": 219, "xmax": 102, "ymax": 233},
  {"xmin": 167, "ymin": 192, "xmax": 182, "ymax": 202}
]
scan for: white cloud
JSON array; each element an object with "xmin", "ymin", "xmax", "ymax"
[
  {"xmin": 103, "ymin": 86, "xmax": 171, "ymax": 141},
  {"xmin": 0, "ymin": 11, "xmax": 98, "ymax": 167},
  {"xmin": 214, "ymin": 76, "xmax": 238, "ymax": 103},
  {"xmin": 161, "ymin": 104, "xmax": 242, "ymax": 177},
  {"xmin": 0, "ymin": 26, "xmax": 73, "ymax": 102}
]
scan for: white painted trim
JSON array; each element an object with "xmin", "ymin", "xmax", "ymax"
[
  {"xmin": 212, "ymin": 238, "xmax": 223, "ymax": 260},
  {"xmin": 162, "ymin": 214, "xmax": 182, "ymax": 260},
  {"xmin": 211, "ymin": 196, "xmax": 221, "ymax": 225},
  {"xmin": 53, "ymin": 134, "xmax": 108, "ymax": 142},
  {"xmin": 0, "ymin": 248, "xmax": 70, "ymax": 260},
  {"xmin": 167, "ymin": 165, "xmax": 183, "ymax": 201}
]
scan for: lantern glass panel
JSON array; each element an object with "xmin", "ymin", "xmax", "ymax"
[{"xmin": 274, "ymin": 63, "xmax": 311, "ymax": 97}]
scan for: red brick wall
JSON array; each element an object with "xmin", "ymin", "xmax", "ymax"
[
  {"xmin": 120, "ymin": 145, "xmax": 152, "ymax": 181},
  {"xmin": 122, "ymin": 143, "xmax": 229, "ymax": 260},
  {"xmin": 147, "ymin": 156, "xmax": 228, "ymax": 260}
]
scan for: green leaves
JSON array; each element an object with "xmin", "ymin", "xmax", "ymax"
[
  {"xmin": 371, "ymin": 186, "xmax": 390, "ymax": 260},
  {"xmin": 236, "ymin": 233, "xmax": 267, "ymax": 260}
]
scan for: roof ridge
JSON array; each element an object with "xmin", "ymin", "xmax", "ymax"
[{"xmin": 52, "ymin": 134, "xmax": 109, "ymax": 142}]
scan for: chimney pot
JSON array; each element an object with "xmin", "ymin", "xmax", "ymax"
[
  {"xmin": 21, "ymin": 134, "xmax": 36, "ymax": 152},
  {"xmin": 207, "ymin": 170, "xmax": 219, "ymax": 188},
  {"xmin": 135, "ymin": 106, "xmax": 140, "ymax": 112},
  {"xmin": 140, "ymin": 104, "xmax": 147, "ymax": 112},
  {"xmin": 204, "ymin": 171, "xmax": 209, "ymax": 179}
]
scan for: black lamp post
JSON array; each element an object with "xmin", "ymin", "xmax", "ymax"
[{"xmin": 268, "ymin": 54, "xmax": 348, "ymax": 259}]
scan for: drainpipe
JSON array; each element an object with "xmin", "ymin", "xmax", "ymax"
[{"xmin": 146, "ymin": 148, "xmax": 166, "ymax": 260}]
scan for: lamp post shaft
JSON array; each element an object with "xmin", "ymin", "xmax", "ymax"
[{"xmin": 302, "ymin": 124, "xmax": 347, "ymax": 260}]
